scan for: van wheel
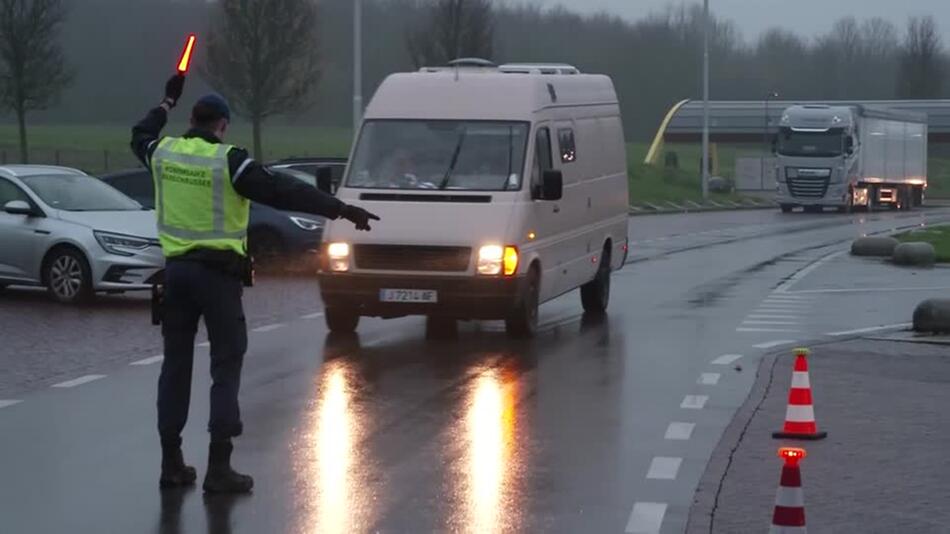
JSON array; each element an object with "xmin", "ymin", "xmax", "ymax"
[
  {"xmin": 581, "ymin": 249, "xmax": 611, "ymax": 316},
  {"xmin": 506, "ymin": 268, "xmax": 540, "ymax": 339},
  {"xmin": 426, "ymin": 316, "xmax": 457, "ymax": 340},
  {"xmin": 44, "ymin": 248, "xmax": 93, "ymax": 304},
  {"xmin": 325, "ymin": 306, "xmax": 360, "ymax": 333}
]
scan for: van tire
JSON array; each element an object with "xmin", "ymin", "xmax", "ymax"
[
  {"xmin": 506, "ymin": 268, "xmax": 540, "ymax": 339},
  {"xmin": 581, "ymin": 249, "xmax": 611, "ymax": 316},
  {"xmin": 325, "ymin": 306, "xmax": 360, "ymax": 333}
]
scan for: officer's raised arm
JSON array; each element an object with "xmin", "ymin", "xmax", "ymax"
[{"xmin": 130, "ymin": 74, "xmax": 185, "ymax": 170}]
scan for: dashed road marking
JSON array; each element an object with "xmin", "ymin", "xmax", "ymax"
[
  {"xmin": 0, "ymin": 400, "xmax": 22, "ymax": 409},
  {"xmin": 301, "ymin": 312, "xmax": 325, "ymax": 320},
  {"xmin": 664, "ymin": 422, "xmax": 695, "ymax": 440},
  {"xmin": 790, "ymin": 286, "xmax": 950, "ymax": 295},
  {"xmin": 646, "ymin": 457, "xmax": 682, "ymax": 480},
  {"xmin": 252, "ymin": 323, "xmax": 285, "ymax": 333},
  {"xmin": 737, "ymin": 327, "xmax": 801, "ymax": 333},
  {"xmin": 766, "ymin": 294, "xmax": 811, "ymax": 300},
  {"xmin": 711, "ymin": 353, "xmax": 743, "ymax": 365},
  {"xmin": 754, "ymin": 339, "xmax": 797, "ymax": 349},
  {"xmin": 698, "ymin": 372, "xmax": 721, "ymax": 385},
  {"xmin": 681, "ymin": 395, "xmax": 708, "ymax": 409},
  {"xmin": 130, "ymin": 355, "xmax": 164, "ymax": 366},
  {"xmin": 748, "ymin": 314, "xmax": 800, "ymax": 320},
  {"xmin": 196, "ymin": 341, "xmax": 210, "ymax": 347},
  {"xmin": 826, "ymin": 323, "xmax": 912, "ymax": 336},
  {"xmin": 626, "ymin": 502, "xmax": 667, "ymax": 534},
  {"xmin": 52, "ymin": 375, "xmax": 106, "ymax": 388},
  {"xmin": 742, "ymin": 320, "xmax": 800, "ymax": 326}
]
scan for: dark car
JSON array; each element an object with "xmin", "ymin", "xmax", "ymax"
[{"xmin": 100, "ymin": 165, "xmax": 340, "ymax": 268}]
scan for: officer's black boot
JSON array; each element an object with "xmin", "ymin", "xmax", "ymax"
[
  {"xmin": 159, "ymin": 441, "xmax": 197, "ymax": 489},
  {"xmin": 202, "ymin": 440, "xmax": 253, "ymax": 494}
]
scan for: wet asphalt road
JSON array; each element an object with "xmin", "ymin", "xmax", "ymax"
[{"xmin": 1, "ymin": 207, "xmax": 949, "ymax": 534}]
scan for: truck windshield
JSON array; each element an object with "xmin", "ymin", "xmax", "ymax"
[
  {"xmin": 346, "ymin": 120, "xmax": 529, "ymax": 191},
  {"xmin": 777, "ymin": 127, "xmax": 844, "ymax": 157}
]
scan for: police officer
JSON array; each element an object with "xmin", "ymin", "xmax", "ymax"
[{"xmin": 131, "ymin": 74, "xmax": 379, "ymax": 493}]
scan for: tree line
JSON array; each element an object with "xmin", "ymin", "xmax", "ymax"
[{"xmin": 0, "ymin": 0, "xmax": 947, "ymax": 161}]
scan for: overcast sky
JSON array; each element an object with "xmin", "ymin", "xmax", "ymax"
[{"xmin": 508, "ymin": 0, "xmax": 950, "ymax": 43}]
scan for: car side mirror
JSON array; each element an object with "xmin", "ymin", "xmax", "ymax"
[
  {"xmin": 845, "ymin": 136, "xmax": 855, "ymax": 155},
  {"xmin": 3, "ymin": 200, "xmax": 34, "ymax": 216},
  {"xmin": 541, "ymin": 169, "xmax": 563, "ymax": 201},
  {"xmin": 316, "ymin": 166, "xmax": 334, "ymax": 195}
]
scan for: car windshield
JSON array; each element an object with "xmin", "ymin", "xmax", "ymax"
[
  {"xmin": 778, "ymin": 128, "xmax": 844, "ymax": 157},
  {"xmin": 346, "ymin": 120, "xmax": 529, "ymax": 191},
  {"xmin": 21, "ymin": 173, "xmax": 141, "ymax": 211}
]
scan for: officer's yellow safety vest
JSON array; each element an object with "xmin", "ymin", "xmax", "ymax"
[{"xmin": 151, "ymin": 137, "xmax": 250, "ymax": 258}]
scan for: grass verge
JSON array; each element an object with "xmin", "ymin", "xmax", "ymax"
[{"xmin": 895, "ymin": 225, "xmax": 950, "ymax": 263}]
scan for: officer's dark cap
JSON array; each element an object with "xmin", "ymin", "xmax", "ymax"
[{"xmin": 192, "ymin": 94, "xmax": 231, "ymax": 123}]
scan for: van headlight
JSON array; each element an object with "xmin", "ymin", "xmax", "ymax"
[
  {"xmin": 477, "ymin": 245, "xmax": 518, "ymax": 276},
  {"xmin": 95, "ymin": 231, "xmax": 155, "ymax": 256},
  {"xmin": 326, "ymin": 242, "xmax": 350, "ymax": 272}
]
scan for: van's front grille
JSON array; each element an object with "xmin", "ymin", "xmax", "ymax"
[{"xmin": 354, "ymin": 245, "xmax": 471, "ymax": 272}]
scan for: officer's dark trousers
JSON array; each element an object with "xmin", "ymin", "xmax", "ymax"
[{"xmin": 158, "ymin": 260, "xmax": 247, "ymax": 447}]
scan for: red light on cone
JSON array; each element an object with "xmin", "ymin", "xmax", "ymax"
[
  {"xmin": 779, "ymin": 447, "xmax": 806, "ymax": 463},
  {"xmin": 177, "ymin": 34, "xmax": 197, "ymax": 74}
]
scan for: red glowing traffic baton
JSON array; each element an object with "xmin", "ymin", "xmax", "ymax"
[{"xmin": 177, "ymin": 34, "xmax": 197, "ymax": 74}]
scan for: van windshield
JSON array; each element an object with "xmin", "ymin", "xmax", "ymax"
[{"xmin": 347, "ymin": 120, "xmax": 529, "ymax": 191}]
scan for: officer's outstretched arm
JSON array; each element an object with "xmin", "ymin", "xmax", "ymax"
[{"xmin": 131, "ymin": 75, "xmax": 185, "ymax": 170}]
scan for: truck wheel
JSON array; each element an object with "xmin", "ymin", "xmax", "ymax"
[
  {"xmin": 581, "ymin": 248, "xmax": 611, "ymax": 316},
  {"xmin": 913, "ymin": 186, "xmax": 924, "ymax": 207},
  {"xmin": 325, "ymin": 306, "xmax": 360, "ymax": 333},
  {"xmin": 902, "ymin": 186, "xmax": 914, "ymax": 211},
  {"xmin": 506, "ymin": 268, "xmax": 540, "ymax": 339},
  {"xmin": 780, "ymin": 204, "xmax": 794, "ymax": 214}
]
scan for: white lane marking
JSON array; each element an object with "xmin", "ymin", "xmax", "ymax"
[
  {"xmin": 626, "ymin": 502, "xmax": 667, "ymax": 534},
  {"xmin": 774, "ymin": 250, "xmax": 847, "ymax": 293},
  {"xmin": 665, "ymin": 422, "xmax": 695, "ymax": 440},
  {"xmin": 766, "ymin": 294, "xmax": 811, "ymax": 300},
  {"xmin": 196, "ymin": 341, "xmax": 210, "ymax": 348},
  {"xmin": 130, "ymin": 355, "xmax": 164, "ymax": 366},
  {"xmin": 826, "ymin": 323, "xmax": 912, "ymax": 336},
  {"xmin": 646, "ymin": 457, "xmax": 682, "ymax": 480},
  {"xmin": 711, "ymin": 353, "xmax": 743, "ymax": 365},
  {"xmin": 681, "ymin": 395, "xmax": 709, "ymax": 409},
  {"xmin": 301, "ymin": 312, "xmax": 325, "ymax": 320},
  {"xmin": 742, "ymin": 320, "xmax": 800, "ymax": 326},
  {"xmin": 52, "ymin": 375, "xmax": 106, "ymax": 388},
  {"xmin": 0, "ymin": 400, "xmax": 23, "ymax": 409},
  {"xmin": 754, "ymin": 339, "xmax": 797, "ymax": 349},
  {"xmin": 698, "ymin": 373, "xmax": 721, "ymax": 385},
  {"xmin": 737, "ymin": 327, "xmax": 801, "ymax": 333},
  {"xmin": 748, "ymin": 314, "xmax": 800, "ymax": 320},
  {"xmin": 790, "ymin": 286, "xmax": 950, "ymax": 295},
  {"xmin": 252, "ymin": 323, "xmax": 285, "ymax": 333},
  {"xmin": 762, "ymin": 301, "xmax": 810, "ymax": 307}
]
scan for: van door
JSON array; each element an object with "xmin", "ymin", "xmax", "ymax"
[
  {"xmin": 553, "ymin": 120, "xmax": 592, "ymax": 292},
  {"xmin": 529, "ymin": 124, "xmax": 567, "ymax": 301}
]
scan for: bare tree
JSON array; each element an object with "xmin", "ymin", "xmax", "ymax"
[
  {"xmin": 204, "ymin": 0, "xmax": 322, "ymax": 159},
  {"xmin": 407, "ymin": 0, "xmax": 494, "ymax": 69},
  {"xmin": 0, "ymin": 0, "xmax": 72, "ymax": 163},
  {"xmin": 898, "ymin": 16, "xmax": 944, "ymax": 99}
]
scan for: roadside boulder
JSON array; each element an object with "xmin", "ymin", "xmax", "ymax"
[
  {"xmin": 892, "ymin": 242, "xmax": 936, "ymax": 267},
  {"xmin": 708, "ymin": 176, "xmax": 732, "ymax": 193},
  {"xmin": 913, "ymin": 299, "xmax": 950, "ymax": 333},
  {"xmin": 850, "ymin": 236, "xmax": 899, "ymax": 257}
]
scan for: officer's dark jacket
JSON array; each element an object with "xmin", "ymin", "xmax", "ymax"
[{"xmin": 131, "ymin": 106, "xmax": 344, "ymax": 263}]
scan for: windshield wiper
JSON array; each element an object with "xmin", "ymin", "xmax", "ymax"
[{"xmin": 439, "ymin": 130, "xmax": 467, "ymax": 190}]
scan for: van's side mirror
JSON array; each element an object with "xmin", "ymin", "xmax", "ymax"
[
  {"xmin": 3, "ymin": 200, "xmax": 34, "ymax": 216},
  {"xmin": 541, "ymin": 169, "xmax": 563, "ymax": 201},
  {"xmin": 770, "ymin": 136, "xmax": 778, "ymax": 155},
  {"xmin": 316, "ymin": 167, "xmax": 334, "ymax": 195},
  {"xmin": 845, "ymin": 136, "xmax": 855, "ymax": 155}
]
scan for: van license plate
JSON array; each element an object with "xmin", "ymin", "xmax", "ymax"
[{"xmin": 380, "ymin": 289, "xmax": 438, "ymax": 303}]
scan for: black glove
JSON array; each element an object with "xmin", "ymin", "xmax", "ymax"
[
  {"xmin": 164, "ymin": 74, "xmax": 186, "ymax": 107},
  {"xmin": 340, "ymin": 204, "xmax": 380, "ymax": 231}
]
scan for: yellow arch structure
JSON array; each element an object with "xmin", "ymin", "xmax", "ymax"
[{"xmin": 644, "ymin": 99, "xmax": 691, "ymax": 165}]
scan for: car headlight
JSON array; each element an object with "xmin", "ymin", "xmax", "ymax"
[
  {"xmin": 477, "ymin": 245, "xmax": 518, "ymax": 276},
  {"xmin": 94, "ymin": 231, "xmax": 156, "ymax": 256},
  {"xmin": 326, "ymin": 242, "xmax": 350, "ymax": 272},
  {"xmin": 289, "ymin": 216, "xmax": 323, "ymax": 231}
]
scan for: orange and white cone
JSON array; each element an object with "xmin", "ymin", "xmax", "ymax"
[
  {"xmin": 773, "ymin": 348, "xmax": 827, "ymax": 440},
  {"xmin": 770, "ymin": 447, "xmax": 808, "ymax": 533}
]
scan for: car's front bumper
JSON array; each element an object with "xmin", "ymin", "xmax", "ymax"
[
  {"xmin": 90, "ymin": 247, "xmax": 164, "ymax": 292},
  {"xmin": 318, "ymin": 273, "xmax": 527, "ymax": 319}
]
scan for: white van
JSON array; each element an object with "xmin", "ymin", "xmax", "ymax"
[{"xmin": 318, "ymin": 62, "xmax": 630, "ymax": 338}]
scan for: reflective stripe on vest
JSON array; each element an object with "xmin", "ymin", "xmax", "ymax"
[{"xmin": 152, "ymin": 137, "xmax": 249, "ymax": 256}]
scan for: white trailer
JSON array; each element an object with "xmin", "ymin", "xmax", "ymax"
[{"xmin": 774, "ymin": 104, "xmax": 928, "ymax": 212}]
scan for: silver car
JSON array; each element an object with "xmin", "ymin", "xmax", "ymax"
[{"xmin": 0, "ymin": 165, "xmax": 163, "ymax": 303}]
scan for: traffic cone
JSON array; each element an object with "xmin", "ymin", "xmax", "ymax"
[
  {"xmin": 770, "ymin": 447, "xmax": 808, "ymax": 533},
  {"xmin": 773, "ymin": 348, "xmax": 827, "ymax": 440}
]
